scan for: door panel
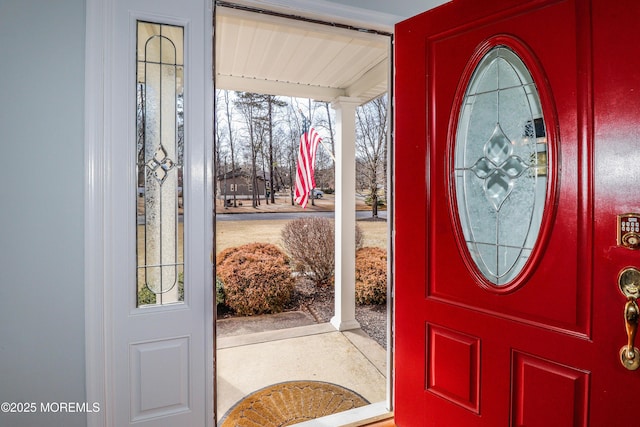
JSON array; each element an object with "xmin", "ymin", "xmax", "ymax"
[
  {"xmin": 105, "ymin": 0, "xmax": 214, "ymax": 426},
  {"xmin": 511, "ymin": 351, "xmax": 588, "ymax": 427},
  {"xmin": 130, "ymin": 337, "xmax": 191, "ymax": 421},
  {"xmin": 395, "ymin": 0, "xmax": 639, "ymax": 425},
  {"xmin": 428, "ymin": 0, "xmax": 587, "ymax": 333},
  {"xmin": 427, "ymin": 325, "xmax": 480, "ymax": 413}
]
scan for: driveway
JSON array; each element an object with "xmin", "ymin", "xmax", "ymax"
[{"xmin": 216, "ymin": 210, "xmax": 387, "ymax": 221}]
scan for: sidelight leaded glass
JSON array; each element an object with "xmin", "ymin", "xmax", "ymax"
[
  {"xmin": 136, "ymin": 21, "xmax": 184, "ymax": 306},
  {"xmin": 454, "ymin": 46, "xmax": 547, "ymax": 286}
]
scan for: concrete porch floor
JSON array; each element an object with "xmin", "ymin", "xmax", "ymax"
[{"xmin": 216, "ymin": 312, "xmax": 388, "ymax": 424}]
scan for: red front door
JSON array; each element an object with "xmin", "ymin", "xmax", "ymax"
[{"xmin": 395, "ymin": 0, "xmax": 640, "ymax": 425}]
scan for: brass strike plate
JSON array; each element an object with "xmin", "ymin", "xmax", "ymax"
[{"xmin": 618, "ymin": 213, "xmax": 640, "ymax": 249}]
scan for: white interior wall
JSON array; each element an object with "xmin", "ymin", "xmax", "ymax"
[{"xmin": 0, "ymin": 1, "xmax": 87, "ymax": 426}]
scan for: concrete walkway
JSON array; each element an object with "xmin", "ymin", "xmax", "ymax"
[{"xmin": 216, "ymin": 313, "xmax": 388, "ymax": 423}]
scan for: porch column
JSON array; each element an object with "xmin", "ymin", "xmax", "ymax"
[{"xmin": 330, "ymin": 96, "xmax": 361, "ymax": 331}]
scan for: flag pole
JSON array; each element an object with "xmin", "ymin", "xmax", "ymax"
[
  {"xmin": 319, "ymin": 139, "xmax": 336, "ymax": 163},
  {"xmin": 295, "ymin": 108, "xmax": 336, "ymax": 208}
]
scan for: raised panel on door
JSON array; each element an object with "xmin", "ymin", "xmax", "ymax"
[{"xmin": 511, "ymin": 351, "xmax": 588, "ymax": 427}]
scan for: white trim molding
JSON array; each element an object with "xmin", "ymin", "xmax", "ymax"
[
  {"xmin": 85, "ymin": 1, "xmax": 214, "ymax": 426},
  {"xmin": 220, "ymin": 0, "xmax": 401, "ymax": 32},
  {"xmin": 84, "ymin": 0, "xmax": 110, "ymax": 425}
]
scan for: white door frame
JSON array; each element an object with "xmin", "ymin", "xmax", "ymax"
[{"xmin": 84, "ymin": 0, "xmax": 214, "ymax": 425}]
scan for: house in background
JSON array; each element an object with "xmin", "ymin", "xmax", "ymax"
[
  {"xmin": 216, "ymin": 168, "xmax": 268, "ymax": 202},
  {"xmin": 2, "ymin": 0, "xmax": 639, "ymax": 426}
]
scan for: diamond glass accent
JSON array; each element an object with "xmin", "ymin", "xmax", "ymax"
[
  {"xmin": 485, "ymin": 169, "xmax": 514, "ymax": 211},
  {"xmin": 470, "ymin": 123, "xmax": 531, "ymax": 210},
  {"xmin": 485, "ymin": 124, "xmax": 511, "ymax": 164},
  {"xmin": 454, "ymin": 46, "xmax": 548, "ymax": 286},
  {"xmin": 146, "ymin": 145, "xmax": 176, "ymax": 184}
]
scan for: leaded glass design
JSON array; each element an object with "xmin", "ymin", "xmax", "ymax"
[
  {"xmin": 136, "ymin": 21, "xmax": 184, "ymax": 306},
  {"xmin": 454, "ymin": 46, "xmax": 548, "ymax": 286}
]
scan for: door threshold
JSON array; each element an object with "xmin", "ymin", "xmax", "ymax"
[{"xmin": 294, "ymin": 402, "xmax": 391, "ymax": 427}]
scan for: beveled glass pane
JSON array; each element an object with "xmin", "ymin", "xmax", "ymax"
[
  {"xmin": 484, "ymin": 169, "xmax": 513, "ymax": 210},
  {"xmin": 485, "ymin": 124, "xmax": 512, "ymax": 165},
  {"xmin": 469, "ymin": 49, "xmax": 499, "ymax": 94},
  {"xmin": 454, "ymin": 46, "xmax": 548, "ymax": 286},
  {"xmin": 497, "ymin": 56, "xmax": 525, "ymax": 89},
  {"xmin": 136, "ymin": 21, "xmax": 185, "ymax": 306}
]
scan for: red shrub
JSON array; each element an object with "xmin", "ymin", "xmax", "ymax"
[
  {"xmin": 216, "ymin": 243, "xmax": 294, "ymax": 315},
  {"xmin": 355, "ymin": 247, "xmax": 387, "ymax": 305}
]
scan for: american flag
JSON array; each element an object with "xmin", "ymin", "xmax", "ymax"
[{"xmin": 294, "ymin": 127, "xmax": 321, "ymax": 208}]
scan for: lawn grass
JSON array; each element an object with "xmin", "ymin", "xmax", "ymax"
[{"xmin": 215, "ymin": 219, "xmax": 388, "ymax": 253}]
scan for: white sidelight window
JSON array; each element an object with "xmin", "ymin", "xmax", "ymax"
[{"xmin": 136, "ymin": 21, "xmax": 185, "ymax": 306}]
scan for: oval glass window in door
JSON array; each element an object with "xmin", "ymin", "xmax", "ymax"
[{"xmin": 454, "ymin": 45, "xmax": 548, "ymax": 287}]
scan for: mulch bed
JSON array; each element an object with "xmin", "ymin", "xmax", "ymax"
[{"xmin": 217, "ymin": 276, "xmax": 388, "ymax": 349}]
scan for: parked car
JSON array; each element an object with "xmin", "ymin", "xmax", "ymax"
[{"xmin": 312, "ymin": 189, "xmax": 324, "ymax": 198}]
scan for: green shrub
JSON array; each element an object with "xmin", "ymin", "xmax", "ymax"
[
  {"xmin": 215, "ymin": 276, "xmax": 225, "ymax": 306},
  {"xmin": 365, "ymin": 194, "xmax": 386, "ymax": 207},
  {"xmin": 355, "ymin": 247, "xmax": 387, "ymax": 305},
  {"xmin": 281, "ymin": 217, "xmax": 363, "ymax": 286},
  {"xmin": 137, "ymin": 272, "xmax": 184, "ymax": 305},
  {"xmin": 216, "ymin": 243, "xmax": 294, "ymax": 315},
  {"xmin": 138, "ymin": 285, "xmax": 157, "ymax": 305}
]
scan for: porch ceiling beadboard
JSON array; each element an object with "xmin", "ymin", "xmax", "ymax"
[
  {"xmin": 214, "ymin": 0, "xmax": 451, "ymax": 102},
  {"xmin": 215, "ymin": 5, "xmax": 391, "ymax": 102}
]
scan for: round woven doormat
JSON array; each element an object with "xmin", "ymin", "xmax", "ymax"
[{"xmin": 219, "ymin": 380, "xmax": 369, "ymax": 427}]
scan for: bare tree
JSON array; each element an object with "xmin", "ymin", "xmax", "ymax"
[
  {"xmin": 266, "ymin": 95, "xmax": 287, "ymax": 203},
  {"xmin": 136, "ymin": 84, "xmax": 146, "ymax": 188},
  {"xmin": 309, "ymin": 101, "xmax": 336, "ymax": 191},
  {"xmin": 232, "ymin": 92, "xmax": 288, "ymax": 208},
  {"xmin": 284, "ymin": 99, "xmax": 305, "ymax": 205},
  {"xmin": 220, "ymin": 90, "xmax": 239, "ymax": 207},
  {"xmin": 214, "ymin": 90, "xmax": 225, "ymax": 205},
  {"xmin": 356, "ymin": 94, "xmax": 388, "ymax": 218},
  {"xmin": 235, "ymin": 92, "xmax": 262, "ymax": 207},
  {"xmin": 215, "ymin": 94, "xmax": 340, "ymax": 209}
]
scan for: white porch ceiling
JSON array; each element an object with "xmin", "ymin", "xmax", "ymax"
[
  {"xmin": 214, "ymin": 1, "xmax": 451, "ymax": 103},
  {"xmin": 215, "ymin": 5, "xmax": 392, "ymax": 103}
]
